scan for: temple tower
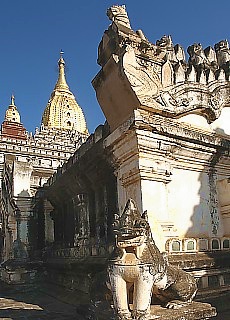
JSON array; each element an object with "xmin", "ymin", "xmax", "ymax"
[
  {"xmin": 42, "ymin": 52, "xmax": 88, "ymax": 134},
  {"xmin": 1, "ymin": 95, "xmax": 27, "ymax": 140},
  {"xmin": 0, "ymin": 53, "xmax": 89, "ymax": 266}
]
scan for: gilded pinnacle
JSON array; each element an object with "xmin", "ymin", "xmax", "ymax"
[
  {"xmin": 41, "ymin": 53, "xmax": 88, "ymax": 133},
  {"xmin": 55, "ymin": 52, "xmax": 69, "ymax": 91},
  {"xmin": 5, "ymin": 95, "xmax": 20, "ymax": 123},
  {"xmin": 10, "ymin": 94, "xmax": 15, "ymax": 106}
]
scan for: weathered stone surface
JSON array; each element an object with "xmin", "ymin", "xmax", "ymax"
[{"xmin": 148, "ymin": 302, "xmax": 216, "ymax": 319}]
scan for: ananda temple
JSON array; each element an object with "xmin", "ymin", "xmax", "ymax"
[{"xmin": 0, "ymin": 5, "xmax": 229, "ymax": 320}]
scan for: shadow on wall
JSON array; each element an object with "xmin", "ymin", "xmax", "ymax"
[
  {"xmin": 184, "ymin": 126, "xmax": 230, "ymax": 240},
  {"xmin": 14, "ymin": 189, "xmax": 32, "ymax": 258},
  {"xmin": 17, "ymin": 189, "xmax": 30, "ymax": 198}
]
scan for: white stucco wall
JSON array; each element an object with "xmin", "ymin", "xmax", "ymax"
[
  {"xmin": 139, "ymin": 168, "xmax": 225, "ymax": 250},
  {"xmin": 167, "ymin": 169, "xmax": 211, "ymax": 238},
  {"xmin": 178, "ymin": 114, "xmax": 211, "ymax": 130},
  {"xmin": 217, "ymin": 179, "xmax": 230, "ymax": 236},
  {"xmin": 13, "ymin": 162, "xmax": 32, "ymax": 196},
  {"xmin": 178, "ymin": 107, "xmax": 230, "ymax": 136}
]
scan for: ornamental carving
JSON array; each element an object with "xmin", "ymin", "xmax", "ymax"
[
  {"xmin": 107, "ymin": 5, "xmax": 131, "ymax": 29},
  {"xmin": 214, "ymin": 40, "xmax": 230, "ymax": 66},
  {"xmin": 123, "ymin": 45, "xmax": 161, "ymax": 100},
  {"xmin": 95, "ymin": 5, "xmax": 230, "ymax": 128}
]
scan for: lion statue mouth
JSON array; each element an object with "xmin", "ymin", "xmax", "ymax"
[
  {"xmin": 113, "ymin": 199, "xmax": 150, "ymax": 247},
  {"xmin": 117, "ymin": 234, "xmax": 146, "ymax": 249}
]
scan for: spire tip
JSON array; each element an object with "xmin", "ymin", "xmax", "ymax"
[{"xmin": 11, "ymin": 94, "xmax": 15, "ymax": 106}]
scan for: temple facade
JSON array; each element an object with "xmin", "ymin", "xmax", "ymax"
[
  {"xmin": 0, "ymin": 5, "xmax": 229, "ymax": 313},
  {"xmin": 35, "ymin": 5, "xmax": 230, "ymax": 300},
  {"xmin": 0, "ymin": 54, "xmax": 89, "ymax": 266}
]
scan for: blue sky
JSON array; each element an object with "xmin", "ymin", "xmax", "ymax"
[{"xmin": 0, "ymin": 0, "xmax": 229, "ymax": 134}]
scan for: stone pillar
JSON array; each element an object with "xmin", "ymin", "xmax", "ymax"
[
  {"xmin": 73, "ymin": 194, "xmax": 89, "ymax": 245},
  {"xmin": 209, "ymin": 169, "xmax": 221, "ymax": 236},
  {"xmin": 43, "ymin": 199, "xmax": 54, "ymax": 245},
  {"xmin": 4, "ymin": 227, "xmax": 13, "ymax": 261}
]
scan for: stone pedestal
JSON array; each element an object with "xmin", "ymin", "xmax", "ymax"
[
  {"xmin": 1, "ymin": 266, "xmax": 36, "ymax": 284},
  {"xmin": 0, "ymin": 256, "xmax": 36, "ymax": 285},
  {"xmin": 148, "ymin": 302, "xmax": 216, "ymax": 320},
  {"xmin": 75, "ymin": 301, "xmax": 216, "ymax": 320}
]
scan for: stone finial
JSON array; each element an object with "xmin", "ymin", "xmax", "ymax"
[
  {"xmin": 107, "ymin": 5, "xmax": 131, "ymax": 29},
  {"xmin": 174, "ymin": 62, "xmax": 186, "ymax": 83},
  {"xmin": 174, "ymin": 44, "xmax": 186, "ymax": 63},
  {"xmin": 214, "ymin": 39, "xmax": 230, "ymax": 67},
  {"xmin": 162, "ymin": 60, "xmax": 174, "ymax": 86},
  {"xmin": 156, "ymin": 35, "xmax": 173, "ymax": 49},
  {"xmin": 204, "ymin": 46, "xmax": 217, "ymax": 64},
  {"xmin": 156, "ymin": 35, "xmax": 178, "ymax": 63},
  {"xmin": 187, "ymin": 43, "xmax": 210, "ymax": 69}
]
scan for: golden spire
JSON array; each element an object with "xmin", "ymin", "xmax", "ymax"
[
  {"xmin": 41, "ymin": 53, "xmax": 88, "ymax": 134},
  {"xmin": 54, "ymin": 50, "xmax": 70, "ymax": 91},
  {"xmin": 5, "ymin": 95, "xmax": 21, "ymax": 123}
]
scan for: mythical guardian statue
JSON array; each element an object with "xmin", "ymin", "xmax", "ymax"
[
  {"xmin": 108, "ymin": 199, "xmax": 197, "ymax": 320},
  {"xmin": 187, "ymin": 43, "xmax": 212, "ymax": 71},
  {"xmin": 107, "ymin": 5, "xmax": 131, "ymax": 29},
  {"xmin": 214, "ymin": 39, "xmax": 230, "ymax": 66},
  {"xmin": 214, "ymin": 40, "xmax": 230, "ymax": 79}
]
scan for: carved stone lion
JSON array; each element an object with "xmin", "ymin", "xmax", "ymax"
[
  {"xmin": 187, "ymin": 43, "xmax": 211, "ymax": 71},
  {"xmin": 108, "ymin": 199, "xmax": 197, "ymax": 320},
  {"xmin": 214, "ymin": 40, "xmax": 230, "ymax": 76}
]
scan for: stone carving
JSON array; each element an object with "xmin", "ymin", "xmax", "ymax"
[
  {"xmin": 94, "ymin": 5, "xmax": 230, "ymax": 131},
  {"xmin": 107, "ymin": 5, "xmax": 131, "ymax": 29},
  {"xmin": 123, "ymin": 45, "xmax": 161, "ymax": 100},
  {"xmin": 108, "ymin": 199, "xmax": 197, "ymax": 320},
  {"xmin": 156, "ymin": 35, "xmax": 173, "ymax": 49},
  {"xmin": 214, "ymin": 40, "xmax": 230, "ymax": 66},
  {"xmin": 156, "ymin": 35, "xmax": 178, "ymax": 63},
  {"xmin": 187, "ymin": 43, "xmax": 213, "ymax": 71}
]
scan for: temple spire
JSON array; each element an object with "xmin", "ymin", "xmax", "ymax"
[
  {"xmin": 41, "ymin": 53, "xmax": 88, "ymax": 133},
  {"xmin": 5, "ymin": 95, "xmax": 20, "ymax": 123},
  {"xmin": 1, "ymin": 94, "xmax": 27, "ymax": 140},
  {"xmin": 54, "ymin": 51, "xmax": 69, "ymax": 91}
]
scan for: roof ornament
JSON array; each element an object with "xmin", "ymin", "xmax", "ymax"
[
  {"xmin": 55, "ymin": 50, "xmax": 69, "ymax": 90},
  {"xmin": 10, "ymin": 94, "xmax": 15, "ymax": 106},
  {"xmin": 4, "ymin": 94, "xmax": 21, "ymax": 123}
]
